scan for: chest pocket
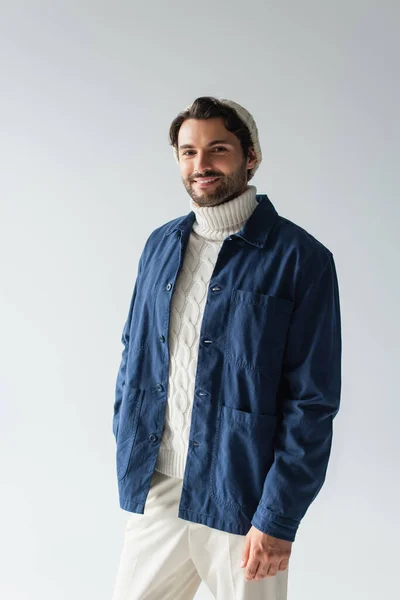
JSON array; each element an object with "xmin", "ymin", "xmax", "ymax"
[{"xmin": 224, "ymin": 289, "xmax": 294, "ymax": 376}]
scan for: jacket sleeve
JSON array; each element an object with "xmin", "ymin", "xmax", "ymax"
[
  {"xmin": 112, "ymin": 244, "xmax": 146, "ymax": 442},
  {"xmin": 251, "ymin": 251, "xmax": 342, "ymax": 542}
]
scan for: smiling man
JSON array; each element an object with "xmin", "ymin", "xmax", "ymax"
[{"xmin": 111, "ymin": 96, "xmax": 342, "ymax": 600}]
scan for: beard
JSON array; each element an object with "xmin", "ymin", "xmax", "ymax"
[{"xmin": 183, "ymin": 161, "xmax": 249, "ymax": 208}]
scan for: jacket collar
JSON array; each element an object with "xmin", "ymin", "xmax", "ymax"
[{"xmin": 164, "ymin": 193, "xmax": 279, "ymax": 248}]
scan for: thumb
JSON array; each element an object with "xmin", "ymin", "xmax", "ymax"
[{"xmin": 240, "ymin": 536, "xmax": 250, "ymax": 568}]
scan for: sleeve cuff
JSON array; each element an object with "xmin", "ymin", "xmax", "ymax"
[{"xmin": 251, "ymin": 504, "xmax": 300, "ymax": 542}]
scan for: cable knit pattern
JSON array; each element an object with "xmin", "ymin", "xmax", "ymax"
[{"xmin": 154, "ymin": 185, "xmax": 259, "ymax": 478}]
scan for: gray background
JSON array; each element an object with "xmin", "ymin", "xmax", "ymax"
[{"xmin": 1, "ymin": 1, "xmax": 399, "ymax": 599}]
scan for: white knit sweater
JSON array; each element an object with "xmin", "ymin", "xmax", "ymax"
[{"xmin": 154, "ymin": 184, "xmax": 259, "ymax": 479}]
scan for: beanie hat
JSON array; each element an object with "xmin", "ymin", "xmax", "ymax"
[{"xmin": 172, "ymin": 97, "xmax": 262, "ymax": 179}]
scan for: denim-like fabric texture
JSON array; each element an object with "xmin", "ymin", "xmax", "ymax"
[{"xmin": 113, "ymin": 193, "xmax": 342, "ymax": 542}]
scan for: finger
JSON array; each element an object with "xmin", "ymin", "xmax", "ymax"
[
  {"xmin": 263, "ymin": 564, "xmax": 279, "ymax": 577},
  {"xmin": 278, "ymin": 558, "xmax": 289, "ymax": 571},
  {"xmin": 244, "ymin": 560, "xmax": 260, "ymax": 581},
  {"xmin": 241, "ymin": 538, "xmax": 251, "ymax": 568},
  {"xmin": 253, "ymin": 561, "xmax": 271, "ymax": 580}
]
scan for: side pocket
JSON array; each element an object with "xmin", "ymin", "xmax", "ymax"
[
  {"xmin": 210, "ymin": 403, "xmax": 277, "ymax": 508},
  {"xmin": 116, "ymin": 387, "xmax": 145, "ymax": 481}
]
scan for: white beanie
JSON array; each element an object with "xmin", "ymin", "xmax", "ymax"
[{"xmin": 172, "ymin": 97, "xmax": 262, "ymax": 179}]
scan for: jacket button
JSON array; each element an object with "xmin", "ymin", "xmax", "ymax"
[
  {"xmin": 166, "ymin": 283, "xmax": 172, "ymax": 291},
  {"xmin": 149, "ymin": 434, "xmax": 158, "ymax": 443},
  {"xmin": 156, "ymin": 383, "xmax": 163, "ymax": 391},
  {"xmin": 203, "ymin": 339, "xmax": 213, "ymax": 345},
  {"xmin": 159, "ymin": 335, "xmax": 165, "ymax": 343},
  {"xmin": 211, "ymin": 285, "xmax": 221, "ymax": 292}
]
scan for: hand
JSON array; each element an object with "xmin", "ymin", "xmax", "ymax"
[{"xmin": 241, "ymin": 525, "xmax": 292, "ymax": 582}]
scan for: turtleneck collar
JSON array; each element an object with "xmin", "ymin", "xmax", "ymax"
[{"xmin": 189, "ymin": 184, "xmax": 259, "ymax": 241}]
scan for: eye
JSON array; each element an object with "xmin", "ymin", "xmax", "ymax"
[{"xmin": 182, "ymin": 147, "xmax": 227, "ymax": 156}]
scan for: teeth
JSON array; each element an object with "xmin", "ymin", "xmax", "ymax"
[{"xmin": 198, "ymin": 177, "xmax": 218, "ymax": 183}]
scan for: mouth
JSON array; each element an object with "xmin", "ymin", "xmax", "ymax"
[{"xmin": 194, "ymin": 176, "xmax": 221, "ymax": 188}]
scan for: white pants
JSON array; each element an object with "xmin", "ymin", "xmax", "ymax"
[{"xmin": 112, "ymin": 469, "xmax": 289, "ymax": 600}]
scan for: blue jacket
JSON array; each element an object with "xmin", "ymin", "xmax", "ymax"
[{"xmin": 113, "ymin": 193, "xmax": 342, "ymax": 542}]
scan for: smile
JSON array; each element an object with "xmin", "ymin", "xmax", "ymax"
[{"xmin": 194, "ymin": 177, "xmax": 221, "ymax": 188}]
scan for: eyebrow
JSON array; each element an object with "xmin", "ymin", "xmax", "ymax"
[{"xmin": 178, "ymin": 139, "xmax": 232, "ymax": 150}]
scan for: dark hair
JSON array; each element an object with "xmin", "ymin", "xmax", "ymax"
[{"xmin": 168, "ymin": 96, "xmax": 256, "ymax": 181}]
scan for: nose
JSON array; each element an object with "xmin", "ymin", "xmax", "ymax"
[{"xmin": 193, "ymin": 151, "xmax": 214, "ymax": 177}]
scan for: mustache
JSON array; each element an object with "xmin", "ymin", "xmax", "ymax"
[{"xmin": 191, "ymin": 175, "xmax": 221, "ymax": 181}]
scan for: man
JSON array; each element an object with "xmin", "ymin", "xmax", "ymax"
[{"xmin": 111, "ymin": 96, "xmax": 342, "ymax": 600}]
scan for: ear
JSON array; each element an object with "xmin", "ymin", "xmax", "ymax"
[{"xmin": 246, "ymin": 147, "xmax": 258, "ymax": 170}]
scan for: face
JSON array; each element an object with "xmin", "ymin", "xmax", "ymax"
[{"xmin": 177, "ymin": 117, "xmax": 257, "ymax": 207}]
